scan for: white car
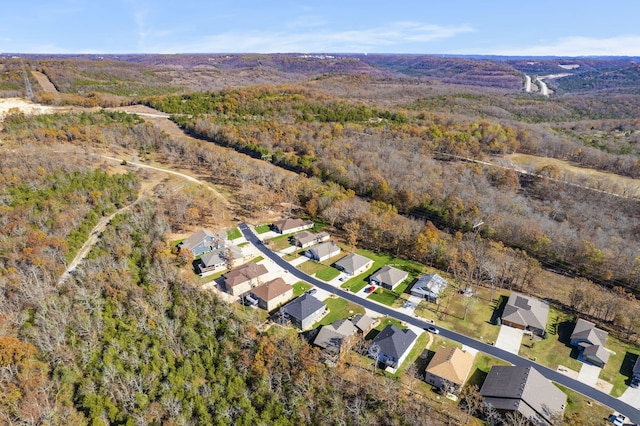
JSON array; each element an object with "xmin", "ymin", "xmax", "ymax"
[{"xmin": 425, "ymin": 326, "xmax": 439, "ymax": 334}]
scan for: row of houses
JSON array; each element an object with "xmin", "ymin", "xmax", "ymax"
[{"xmin": 501, "ymin": 292, "xmax": 611, "ymax": 368}]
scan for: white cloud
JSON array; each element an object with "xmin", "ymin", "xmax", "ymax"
[
  {"xmin": 481, "ymin": 36, "xmax": 640, "ymax": 57},
  {"xmin": 150, "ymin": 21, "xmax": 474, "ymax": 53}
]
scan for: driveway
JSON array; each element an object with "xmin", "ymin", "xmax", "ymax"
[
  {"xmin": 577, "ymin": 363, "xmax": 601, "ymax": 387},
  {"xmin": 400, "ymin": 295, "xmax": 423, "ymax": 316},
  {"xmin": 494, "ymin": 325, "xmax": 524, "ymax": 355},
  {"xmin": 619, "ymin": 386, "xmax": 640, "ymax": 408}
]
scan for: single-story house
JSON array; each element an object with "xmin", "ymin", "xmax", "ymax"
[
  {"xmin": 334, "ymin": 253, "xmax": 374, "ymax": 276},
  {"xmin": 368, "ymin": 324, "xmax": 417, "ymax": 369},
  {"xmin": 305, "ymin": 241, "xmax": 341, "ymax": 262},
  {"xmin": 313, "ymin": 318, "xmax": 358, "ymax": 360},
  {"xmin": 283, "ymin": 293, "xmax": 327, "ymax": 329},
  {"xmin": 178, "ymin": 229, "xmax": 225, "ymax": 257},
  {"xmin": 351, "ymin": 314, "xmax": 377, "ymax": 336},
  {"xmin": 480, "ymin": 366, "xmax": 567, "ymax": 426},
  {"xmin": 272, "ymin": 218, "xmax": 314, "ymax": 235},
  {"xmin": 570, "ymin": 318, "xmax": 610, "ymax": 368},
  {"xmin": 292, "ymin": 230, "xmax": 330, "ymax": 248},
  {"xmin": 369, "ymin": 265, "xmax": 409, "ymax": 290},
  {"xmin": 410, "ymin": 274, "xmax": 448, "ymax": 301},
  {"xmin": 250, "ymin": 277, "xmax": 294, "ymax": 312},
  {"xmin": 223, "ymin": 263, "xmax": 269, "ymax": 298},
  {"xmin": 425, "ymin": 346, "xmax": 475, "ymax": 394},
  {"xmin": 501, "ymin": 293, "xmax": 549, "ymax": 336},
  {"xmin": 195, "ymin": 244, "xmax": 243, "ymax": 274}
]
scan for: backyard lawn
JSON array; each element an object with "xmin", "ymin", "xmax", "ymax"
[
  {"xmin": 265, "ymin": 234, "xmax": 293, "ymax": 251},
  {"xmin": 316, "ymin": 296, "xmax": 365, "ymax": 326}
]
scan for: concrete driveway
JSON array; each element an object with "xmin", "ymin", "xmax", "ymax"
[
  {"xmin": 494, "ymin": 325, "xmax": 524, "ymax": 355},
  {"xmin": 619, "ymin": 386, "xmax": 640, "ymax": 408},
  {"xmin": 577, "ymin": 363, "xmax": 601, "ymax": 386}
]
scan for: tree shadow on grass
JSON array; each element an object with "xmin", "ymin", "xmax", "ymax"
[
  {"xmin": 489, "ymin": 294, "xmax": 508, "ymax": 325},
  {"xmin": 414, "ymin": 349, "xmax": 436, "ymax": 377},
  {"xmin": 557, "ymin": 321, "xmax": 577, "ymax": 347},
  {"xmin": 620, "ymin": 352, "xmax": 639, "ymax": 382},
  {"xmin": 466, "ymin": 368, "xmax": 488, "ymax": 388}
]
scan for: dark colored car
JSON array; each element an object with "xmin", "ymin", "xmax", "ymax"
[{"xmin": 306, "ymin": 289, "xmax": 317, "ymax": 295}]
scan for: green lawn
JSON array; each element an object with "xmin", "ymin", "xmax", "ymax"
[
  {"xmin": 368, "ymin": 287, "xmax": 400, "ymax": 306},
  {"xmin": 237, "ymin": 242, "xmax": 249, "ymax": 247},
  {"xmin": 251, "ymin": 256, "xmax": 264, "ymax": 263},
  {"xmin": 372, "ymin": 317, "xmax": 406, "ymax": 333},
  {"xmin": 292, "ymin": 281, "xmax": 312, "ymax": 297},
  {"xmin": 265, "ymin": 234, "xmax": 293, "ymax": 251},
  {"xmin": 315, "ymin": 296, "xmax": 365, "ymax": 327},
  {"xmin": 255, "ymin": 224, "xmax": 271, "ymax": 234},
  {"xmin": 556, "ymin": 384, "xmax": 613, "ymax": 425},
  {"xmin": 316, "ymin": 267, "xmax": 340, "ymax": 281},
  {"xmin": 227, "ymin": 228, "xmax": 241, "ymax": 240},
  {"xmin": 394, "ymin": 332, "xmax": 430, "ymax": 377},
  {"xmin": 599, "ymin": 336, "xmax": 640, "ymax": 397},
  {"xmin": 518, "ymin": 308, "xmax": 582, "ymax": 372}
]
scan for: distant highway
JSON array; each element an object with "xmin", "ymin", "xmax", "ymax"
[{"xmin": 238, "ymin": 223, "xmax": 640, "ymax": 423}]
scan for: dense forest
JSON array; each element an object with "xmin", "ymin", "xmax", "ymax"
[{"xmin": 2, "ymin": 54, "xmax": 640, "ymax": 424}]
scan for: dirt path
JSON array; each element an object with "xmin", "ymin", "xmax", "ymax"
[
  {"xmin": 31, "ymin": 71, "xmax": 58, "ymax": 93},
  {"xmin": 101, "ymin": 155, "xmax": 231, "ymax": 207},
  {"xmin": 57, "ymin": 198, "xmax": 142, "ymax": 285}
]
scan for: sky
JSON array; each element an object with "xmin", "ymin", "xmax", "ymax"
[{"xmin": 2, "ymin": 0, "xmax": 640, "ymax": 57}]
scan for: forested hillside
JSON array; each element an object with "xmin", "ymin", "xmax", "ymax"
[{"xmin": 2, "ymin": 54, "xmax": 640, "ymax": 425}]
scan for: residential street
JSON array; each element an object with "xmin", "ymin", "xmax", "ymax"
[{"xmin": 239, "ymin": 223, "xmax": 640, "ymax": 423}]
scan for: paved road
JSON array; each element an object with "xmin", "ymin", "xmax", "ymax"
[{"xmin": 239, "ymin": 223, "xmax": 640, "ymax": 422}]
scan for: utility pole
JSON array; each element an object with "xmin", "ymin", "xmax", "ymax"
[{"xmin": 20, "ymin": 58, "xmax": 34, "ymax": 100}]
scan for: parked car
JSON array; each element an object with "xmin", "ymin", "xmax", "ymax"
[
  {"xmin": 306, "ymin": 289, "xmax": 317, "ymax": 295},
  {"xmin": 630, "ymin": 377, "xmax": 640, "ymax": 388},
  {"xmin": 339, "ymin": 276, "xmax": 346, "ymax": 282},
  {"xmin": 425, "ymin": 326, "xmax": 440, "ymax": 334},
  {"xmin": 364, "ymin": 286, "xmax": 376, "ymax": 293}
]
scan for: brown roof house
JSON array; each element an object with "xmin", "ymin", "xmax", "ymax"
[
  {"xmin": 313, "ymin": 319, "xmax": 358, "ymax": 362},
  {"xmin": 304, "ymin": 241, "xmax": 341, "ymax": 262},
  {"xmin": 283, "ymin": 293, "xmax": 327, "ymax": 329},
  {"xmin": 272, "ymin": 218, "xmax": 314, "ymax": 235},
  {"xmin": 335, "ymin": 253, "xmax": 374, "ymax": 276},
  {"xmin": 369, "ymin": 265, "xmax": 409, "ymax": 290},
  {"xmin": 480, "ymin": 366, "xmax": 567, "ymax": 425},
  {"xmin": 223, "ymin": 263, "xmax": 269, "ymax": 298},
  {"xmin": 501, "ymin": 293, "xmax": 549, "ymax": 336},
  {"xmin": 292, "ymin": 230, "xmax": 330, "ymax": 248},
  {"xmin": 570, "ymin": 318, "xmax": 610, "ymax": 368},
  {"xmin": 425, "ymin": 347, "xmax": 475, "ymax": 394},
  {"xmin": 250, "ymin": 277, "xmax": 293, "ymax": 312}
]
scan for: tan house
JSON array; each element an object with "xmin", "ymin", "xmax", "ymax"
[
  {"xmin": 292, "ymin": 231, "xmax": 330, "ymax": 248},
  {"xmin": 250, "ymin": 277, "xmax": 293, "ymax": 311},
  {"xmin": 369, "ymin": 265, "xmax": 408, "ymax": 290},
  {"xmin": 223, "ymin": 263, "xmax": 269, "ymax": 297},
  {"xmin": 272, "ymin": 218, "xmax": 314, "ymax": 235},
  {"xmin": 335, "ymin": 253, "xmax": 374, "ymax": 276},
  {"xmin": 425, "ymin": 347, "xmax": 475, "ymax": 393},
  {"xmin": 313, "ymin": 319, "xmax": 358, "ymax": 362}
]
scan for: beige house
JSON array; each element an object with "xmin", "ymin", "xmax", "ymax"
[
  {"xmin": 335, "ymin": 253, "xmax": 374, "ymax": 276},
  {"xmin": 250, "ymin": 277, "xmax": 293, "ymax": 311},
  {"xmin": 272, "ymin": 218, "xmax": 314, "ymax": 235},
  {"xmin": 425, "ymin": 347, "xmax": 475, "ymax": 393},
  {"xmin": 292, "ymin": 231, "xmax": 330, "ymax": 248},
  {"xmin": 223, "ymin": 263, "xmax": 269, "ymax": 297}
]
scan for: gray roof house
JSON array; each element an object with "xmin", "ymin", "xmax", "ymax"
[
  {"xmin": 292, "ymin": 231, "xmax": 330, "ymax": 248},
  {"xmin": 368, "ymin": 325, "xmax": 417, "ymax": 369},
  {"xmin": 570, "ymin": 318, "xmax": 610, "ymax": 368},
  {"xmin": 633, "ymin": 356, "xmax": 640, "ymax": 380},
  {"xmin": 501, "ymin": 293, "xmax": 549, "ymax": 336},
  {"xmin": 272, "ymin": 218, "xmax": 314, "ymax": 235},
  {"xmin": 304, "ymin": 241, "xmax": 341, "ymax": 262},
  {"xmin": 283, "ymin": 294, "xmax": 327, "ymax": 329},
  {"xmin": 410, "ymin": 274, "xmax": 448, "ymax": 301},
  {"xmin": 313, "ymin": 319, "xmax": 358, "ymax": 360},
  {"xmin": 480, "ymin": 366, "xmax": 567, "ymax": 425},
  {"xmin": 178, "ymin": 229, "xmax": 225, "ymax": 257},
  {"xmin": 195, "ymin": 244, "xmax": 243, "ymax": 274},
  {"xmin": 351, "ymin": 314, "xmax": 376, "ymax": 336},
  {"xmin": 369, "ymin": 265, "xmax": 409, "ymax": 290},
  {"xmin": 334, "ymin": 253, "xmax": 374, "ymax": 276}
]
